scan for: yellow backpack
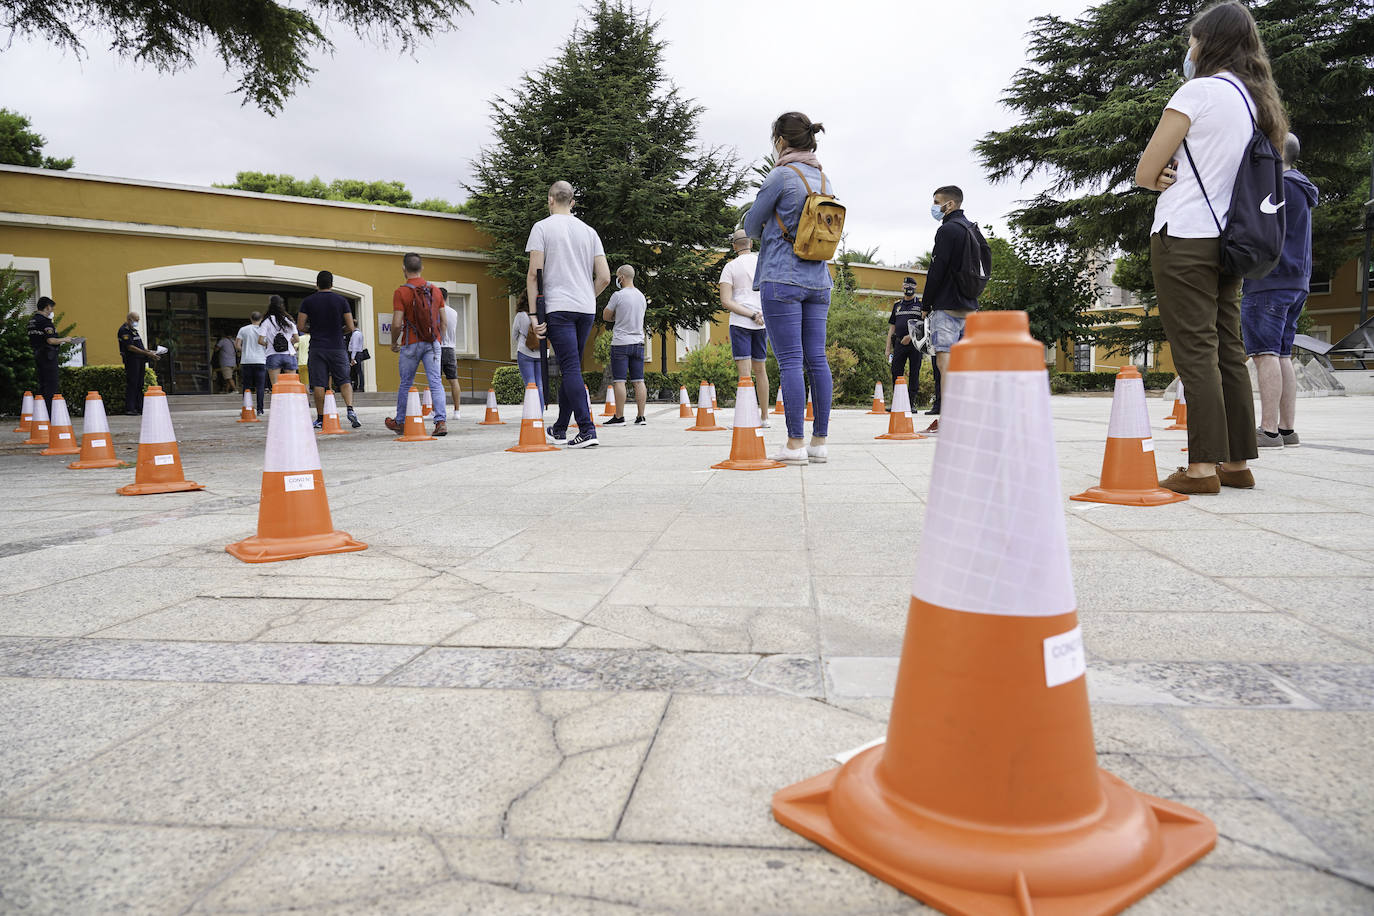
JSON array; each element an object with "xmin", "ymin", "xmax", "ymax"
[{"xmin": 773, "ymin": 164, "xmax": 846, "ymax": 261}]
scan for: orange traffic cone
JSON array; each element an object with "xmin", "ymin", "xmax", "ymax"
[
  {"xmin": 13, "ymin": 391, "xmax": 32, "ymax": 433},
  {"xmin": 40, "ymin": 394, "xmax": 81, "ymax": 455},
  {"xmin": 773, "ymin": 312, "xmax": 1215, "ymax": 915},
  {"xmin": 23, "ymin": 397, "xmax": 50, "ymax": 446},
  {"xmin": 478, "ymin": 389, "xmax": 505, "ymax": 425},
  {"xmin": 875, "ymin": 377, "xmax": 924, "ymax": 441},
  {"xmin": 679, "ymin": 386, "xmax": 693, "ymax": 418},
  {"xmin": 117, "ymin": 386, "xmax": 205, "ymax": 495},
  {"xmin": 507, "ymin": 383, "xmax": 560, "ymax": 453},
  {"xmin": 396, "ymin": 387, "xmax": 436, "ymax": 442},
  {"xmin": 1164, "ymin": 379, "xmax": 1182, "ymax": 422},
  {"xmin": 712, "ymin": 378, "xmax": 783, "ymax": 471},
  {"xmin": 69, "ymin": 392, "xmax": 122, "ymax": 469},
  {"xmin": 773, "ymin": 388, "xmax": 786, "ymax": 416},
  {"xmin": 1072, "ymin": 366, "xmax": 1187, "ymax": 506},
  {"xmin": 805, "ymin": 390, "xmax": 814, "ymax": 422},
  {"xmin": 866, "ymin": 381, "xmax": 886, "ymax": 415},
  {"xmin": 710, "ymin": 383, "xmax": 718, "ymax": 412},
  {"xmin": 237, "ymin": 388, "xmax": 259, "ymax": 423},
  {"xmin": 583, "ymin": 385, "xmax": 599, "ymax": 427},
  {"xmin": 421, "ymin": 387, "xmax": 434, "ymax": 418},
  {"xmin": 227, "ymin": 372, "xmax": 366, "ymax": 563},
  {"xmin": 686, "ymin": 381, "xmax": 725, "ymax": 431},
  {"xmin": 1166, "ymin": 380, "xmax": 1187, "ymax": 430},
  {"xmin": 319, "ymin": 390, "xmax": 348, "ymax": 435},
  {"xmin": 602, "ymin": 385, "xmax": 616, "ymax": 418}
]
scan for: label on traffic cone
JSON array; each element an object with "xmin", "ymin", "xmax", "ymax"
[
  {"xmin": 875, "ymin": 377, "xmax": 924, "ymax": 441},
  {"xmin": 13, "ymin": 391, "xmax": 32, "ymax": 433},
  {"xmin": 687, "ymin": 381, "xmax": 725, "ymax": 431},
  {"xmin": 1165, "ymin": 381, "xmax": 1187, "ymax": 430},
  {"xmin": 319, "ymin": 390, "xmax": 347, "ymax": 435},
  {"xmin": 23, "ymin": 397, "xmax": 49, "ymax": 446},
  {"xmin": 866, "ymin": 381, "xmax": 885, "ymax": 415},
  {"xmin": 238, "ymin": 388, "xmax": 259, "ymax": 422},
  {"xmin": 397, "ymin": 387, "xmax": 436, "ymax": 441},
  {"xmin": 506, "ymin": 383, "xmax": 559, "ymax": 453},
  {"xmin": 773, "ymin": 388, "xmax": 785, "ymax": 416},
  {"xmin": 1072, "ymin": 366, "xmax": 1186, "ymax": 507},
  {"xmin": 712, "ymin": 377, "xmax": 783, "ymax": 471},
  {"xmin": 478, "ymin": 388, "xmax": 505, "ymax": 425},
  {"xmin": 68, "ymin": 392, "xmax": 123, "ymax": 469},
  {"xmin": 773, "ymin": 312, "xmax": 1215, "ymax": 915},
  {"xmin": 603, "ymin": 385, "xmax": 616, "ymax": 417},
  {"xmin": 227, "ymin": 373, "xmax": 366, "ymax": 563},
  {"xmin": 421, "ymin": 388, "xmax": 433, "ymax": 417},
  {"xmin": 40, "ymin": 394, "xmax": 81, "ymax": 455},
  {"xmin": 117, "ymin": 386, "xmax": 205, "ymax": 495},
  {"xmin": 679, "ymin": 386, "xmax": 693, "ymax": 418}
]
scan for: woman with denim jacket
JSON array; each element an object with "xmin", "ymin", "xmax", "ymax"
[{"xmin": 744, "ymin": 111, "xmax": 834, "ymax": 465}]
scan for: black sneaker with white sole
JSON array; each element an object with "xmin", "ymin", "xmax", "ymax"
[
  {"xmin": 347, "ymin": 410, "xmax": 361, "ymax": 428},
  {"xmin": 312, "ymin": 417, "xmax": 323, "ymax": 430},
  {"xmin": 565, "ymin": 431, "xmax": 599, "ymax": 449},
  {"xmin": 634, "ymin": 416, "xmax": 646, "ymax": 426},
  {"xmin": 604, "ymin": 416, "xmax": 626, "ymax": 425}
]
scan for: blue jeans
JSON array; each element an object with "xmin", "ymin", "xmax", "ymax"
[
  {"xmin": 546, "ymin": 311, "xmax": 594, "ymax": 436},
  {"xmin": 394, "ymin": 341, "xmax": 447, "ymax": 425},
  {"xmin": 241, "ymin": 363, "xmax": 266, "ymax": 413},
  {"xmin": 1241, "ymin": 289, "xmax": 1306, "ymax": 357},
  {"xmin": 517, "ymin": 352, "xmax": 545, "ymax": 409},
  {"xmin": 761, "ymin": 281, "xmax": 831, "ymax": 439}
]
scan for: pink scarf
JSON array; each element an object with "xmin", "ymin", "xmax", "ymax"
[{"xmin": 776, "ymin": 147, "xmax": 822, "ymax": 170}]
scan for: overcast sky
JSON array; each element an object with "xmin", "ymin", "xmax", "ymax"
[{"xmin": 2, "ymin": 0, "xmax": 1098, "ymax": 266}]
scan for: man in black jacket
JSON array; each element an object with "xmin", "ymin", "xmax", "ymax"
[
  {"xmin": 921, "ymin": 185, "xmax": 989, "ymax": 433},
  {"xmin": 28, "ymin": 297, "xmax": 74, "ymax": 416}
]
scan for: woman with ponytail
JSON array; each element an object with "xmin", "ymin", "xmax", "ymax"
[
  {"xmin": 743, "ymin": 111, "xmax": 837, "ymax": 465},
  {"xmin": 1135, "ymin": 1, "xmax": 1287, "ymax": 495}
]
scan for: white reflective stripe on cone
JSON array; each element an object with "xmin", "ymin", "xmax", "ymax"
[
  {"xmin": 31, "ymin": 399, "xmax": 49, "ymax": 422},
  {"xmin": 912, "ymin": 371, "xmax": 1075, "ymax": 617},
  {"xmin": 892, "ymin": 381, "xmax": 912, "ymax": 415},
  {"xmin": 408, "ymin": 390, "xmax": 423, "ymax": 416},
  {"xmin": 243, "ymin": 390, "xmax": 253, "ymax": 408},
  {"xmin": 1177, "ymin": 380, "xmax": 1186, "ymax": 405},
  {"xmin": 486, "ymin": 390, "xmax": 497, "ymax": 408},
  {"xmin": 522, "ymin": 385, "xmax": 540, "ymax": 419},
  {"xmin": 137, "ymin": 394, "xmax": 177, "ymax": 444},
  {"xmin": 19, "ymin": 393, "xmax": 33, "ymax": 413},
  {"xmin": 733, "ymin": 384, "xmax": 760, "ymax": 429},
  {"xmin": 83, "ymin": 398, "xmax": 110, "ymax": 434},
  {"xmin": 264, "ymin": 390, "xmax": 324, "ymax": 472},
  {"xmin": 874, "ymin": 381, "xmax": 883, "ymax": 398},
  {"xmin": 1106, "ymin": 376, "xmax": 1151, "ymax": 439},
  {"xmin": 680, "ymin": 388, "xmax": 689, "ymax": 404},
  {"xmin": 50, "ymin": 397, "xmax": 72, "ymax": 427},
  {"xmin": 324, "ymin": 391, "xmax": 339, "ymax": 417},
  {"xmin": 697, "ymin": 385, "xmax": 710, "ymax": 410}
]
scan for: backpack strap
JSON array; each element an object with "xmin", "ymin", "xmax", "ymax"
[
  {"xmin": 1180, "ymin": 139, "xmax": 1225, "ymax": 236},
  {"xmin": 1213, "ymin": 76, "xmax": 1257, "ymax": 127},
  {"xmin": 772, "ymin": 164, "xmax": 822, "ymax": 242}
]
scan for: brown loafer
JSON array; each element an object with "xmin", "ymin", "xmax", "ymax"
[
  {"xmin": 1159, "ymin": 468, "xmax": 1220, "ymax": 495},
  {"xmin": 1216, "ymin": 466, "xmax": 1254, "ymax": 489}
]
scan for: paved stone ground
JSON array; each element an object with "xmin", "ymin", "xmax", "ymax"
[{"xmin": 1, "ymin": 392, "xmax": 1371, "ymax": 915}]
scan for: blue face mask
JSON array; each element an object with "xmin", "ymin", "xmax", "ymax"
[
  {"xmin": 1183, "ymin": 50, "xmax": 1196, "ymax": 80},
  {"xmin": 930, "ymin": 204, "xmax": 945, "ymax": 222}
]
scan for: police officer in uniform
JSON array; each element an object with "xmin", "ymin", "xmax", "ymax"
[
  {"xmin": 884, "ymin": 277, "xmax": 929, "ymax": 407},
  {"xmin": 118, "ymin": 311, "xmax": 155, "ymax": 414},
  {"xmin": 27, "ymin": 297, "xmax": 73, "ymax": 417}
]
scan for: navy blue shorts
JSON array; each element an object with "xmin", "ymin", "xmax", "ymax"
[
  {"xmin": 1241, "ymin": 289, "xmax": 1306, "ymax": 357},
  {"xmin": 609, "ymin": 343, "xmax": 645, "ymax": 382},
  {"xmin": 307, "ymin": 348, "xmax": 351, "ymax": 389},
  {"xmin": 729, "ymin": 326, "xmax": 768, "ymax": 361}
]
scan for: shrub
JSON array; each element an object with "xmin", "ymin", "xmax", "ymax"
[
  {"xmin": 57, "ymin": 364, "xmax": 158, "ymax": 415},
  {"xmin": 591, "ymin": 328, "xmax": 612, "ymax": 366},
  {"xmin": 1045, "ymin": 369, "xmax": 1174, "ymax": 393},
  {"xmin": 1143, "ymin": 370, "xmax": 1176, "ymax": 390},
  {"xmin": 826, "ymin": 344, "xmax": 859, "ymax": 395},
  {"xmin": 492, "ymin": 364, "xmax": 525, "ymax": 404},
  {"xmin": 678, "ymin": 343, "xmax": 738, "ymax": 404},
  {"xmin": 582, "ymin": 370, "xmax": 603, "ymax": 395},
  {"xmin": 826, "ymin": 288, "xmax": 892, "ymax": 404},
  {"xmin": 644, "ymin": 370, "xmax": 678, "ymax": 399}
]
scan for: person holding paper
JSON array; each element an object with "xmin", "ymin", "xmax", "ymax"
[{"xmin": 117, "ymin": 311, "xmax": 155, "ymax": 414}]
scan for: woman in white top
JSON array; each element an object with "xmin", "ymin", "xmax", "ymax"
[
  {"xmin": 511, "ymin": 295, "xmax": 544, "ymax": 409},
  {"xmin": 1135, "ymin": 0, "xmax": 1287, "ymax": 495},
  {"xmin": 258, "ymin": 295, "xmax": 300, "ymax": 388}
]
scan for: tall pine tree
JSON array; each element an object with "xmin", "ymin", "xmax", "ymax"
[{"xmin": 466, "ymin": 1, "xmax": 746, "ymax": 359}]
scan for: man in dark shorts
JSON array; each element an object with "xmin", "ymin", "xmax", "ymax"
[
  {"xmin": 296, "ymin": 270, "xmax": 360, "ymax": 429},
  {"xmin": 885, "ymin": 277, "xmax": 929, "ymax": 406}
]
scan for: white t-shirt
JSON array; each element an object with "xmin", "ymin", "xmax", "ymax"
[
  {"xmin": 1152, "ymin": 72, "xmax": 1256, "ymax": 238},
  {"xmin": 236, "ymin": 322, "xmax": 267, "ymax": 365},
  {"xmin": 719, "ymin": 252, "xmax": 763, "ymax": 329},
  {"xmin": 512, "ymin": 311, "xmax": 540, "ymax": 359},
  {"xmin": 607, "ymin": 288, "xmax": 647, "ymax": 345},
  {"xmin": 525, "ymin": 214, "xmax": 606, "ymax": 314},
  {"xmin": 348, "ymin": 328, "xmax": 365, "ymax": 357},
  {"xmin": 440, "ymin": 304, "xmax": 458, "ymax": 349},
  {"xmin": 259, "ymin": 316, "xmax": 297, "ymax": 358}
]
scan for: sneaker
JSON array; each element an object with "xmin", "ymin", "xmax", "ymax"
[
  {"xmin": 1280, "ymin": 429, "xmax": 1300, "ymax": 447},
  {"xmin": 347, "ymin": 409, "xmax": 361, "ymax": 429},
  {"xmin": 772, "ymin": 445, "xmax": 809, "ymax": 466},
  {"xmin": 384, "ymin": 416, "xmax": 402, "ymax": 434},
  {"xmin": 759, "ymin": 419, "xmax": 769, "ymax": 428},
  {"xmin": 547, "ymin": 428, "xmax": 567, "ymax": 442},
  {"xmin": 433, "ymin": 420, "xmax": 447, "ymax": 437},
  {"xmin": 604, "ymin": 416, "xmax": 626, "ymax": 425},
  {"xmin": 313, "ymin": 417, "xmax": 323, "ymax": 430},
  {"xmin": 634, "ymin": 416, "xmax": 646, "ymax": 426},
  {"xmin": 806, "ymin": 444, "xmax": 828, "ymax": 463},
  {"xmin": 566, "ymin": 431, "xmax": 599, "ymax": 449},
  {"xmin": 922, "ymin": 419, "xmax": 939, "ymax": 435},
  {"xmin": 1256, "ymin": 427, "xmax": 1283, "ymax": 449},
  {"xmin": 1159, "ymin": 468, "xmax": 1220, "ymax": 495}
]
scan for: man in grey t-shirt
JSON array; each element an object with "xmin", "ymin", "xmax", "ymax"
[{"xmin": 602, "ymin": 264, "xmax": 648, "ymax": 425}]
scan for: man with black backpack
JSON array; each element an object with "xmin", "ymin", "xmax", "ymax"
[
  {"xmin": 386, "ymin": 252, "xmax": 448, "ymax": 437},
  {"xmin": 922, "ymin": 185, "xmax": 991, "ymax": 433}
]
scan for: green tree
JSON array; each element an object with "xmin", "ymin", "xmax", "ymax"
[
  {"xmin": 466, "ymin": 1, "xmax": 747, "ymax": 354},
  {"xmin": 0, "ymin": 268, "xmax": 38, "ymax": 409},
  {"xmin": 0, "ymin": 108, "xmax": 74, "ymax": 169},
  {"xmin": 1, "ymin": 0, "xmax": 476, "ymax": 114},
  {"xmin": 214, "ymin": 172, "xmax": 468, "ymax": 212},
  {"xmin": 980, "ymin": 233, "xmax": 1119, "ymax": 351},
  {"xmin": 977, "ymin": 0, "xmax": 1374, "ymax": 348}
]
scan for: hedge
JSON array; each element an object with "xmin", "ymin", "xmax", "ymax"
[
  {"xmin": 678, "ymin": 343, "xmax": 738, "ymax": 404},
  {"xmin": 1049, "ymin": 369, "xmax": 1176, "ymax": 393},
  {"xmin": 58, "ymin": 364, "xmax": 158, "ymax": 415},
  {"xmin": 492, "ymin": 365, "xmax": 526, "ymax": 404}
]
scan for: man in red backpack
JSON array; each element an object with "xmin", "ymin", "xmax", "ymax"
[{"xmin": 386, "ymin": 252, "xmax": 448, "ymax": 436}]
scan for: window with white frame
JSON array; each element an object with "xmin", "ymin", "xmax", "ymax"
[
  {"xmin": 0, "ymin": 255, "xmax": 52, "ymax": 312},
  {"xmin": 1073, "ymin": 341, "xmax": 1092, "ymax": 371},
  {"xmin": 436, "ymin": 282, "xmax": 480, "ymax": 356},
  {"xmin": 1309, "ymin": 271, "xmax": 1331, "ymax": 296}
]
